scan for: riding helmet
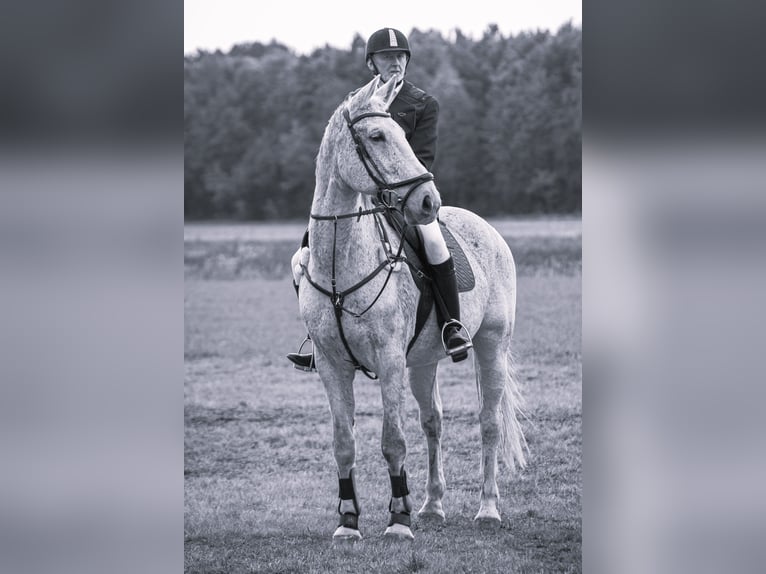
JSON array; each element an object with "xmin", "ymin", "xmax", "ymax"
[{"xmin": 365, "ymin": 28, "xmax": 411, "ymax": 62}]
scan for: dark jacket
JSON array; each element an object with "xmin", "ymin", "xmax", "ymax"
[{"xmin": 389, "ymin": 80, "xmax": 439, "ymax": 171}]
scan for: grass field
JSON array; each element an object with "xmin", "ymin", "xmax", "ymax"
[{"xmin": 184, "ymin": 218, "xmax": 581, "ymax": 573}]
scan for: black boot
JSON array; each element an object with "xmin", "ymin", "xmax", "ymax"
[
  {"xmin": 286, "ymin": 270, "xmax": 318, "ymax": 372},
  {"xmin": 430, "ymin": 257, "xmax": 473, "ymax": 362}
]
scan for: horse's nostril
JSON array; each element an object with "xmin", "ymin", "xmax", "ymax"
[{"xmin": 422, "ymin": 195, "xmax": 433, "ymax": 213}]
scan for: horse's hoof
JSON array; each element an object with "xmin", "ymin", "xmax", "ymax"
[
  {"xmin": 416, "ymin": 510, "xmax": 446, "ymax": 525},
  {"xmin": 333, "ymin": 525, "xmax": 362, "ymax": 542},
  {"xmin": 417, "ymin": 500, "xmax": 445, "ymax": 520},
  {"xmin": 383, "ymin": 523, "xmax": 414, "ymax": 541},
  {"xmin": 473, "ymin": 514, "xmax": 502, "ymax": 530}
]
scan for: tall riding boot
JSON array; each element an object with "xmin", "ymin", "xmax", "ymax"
[
  {"xmin": 286, "ymin": 230, "xmax": 318, "ymax": 372},
  {"xmin": 430, "ymin": 257, "xmax": 473, "ymax": 362}
]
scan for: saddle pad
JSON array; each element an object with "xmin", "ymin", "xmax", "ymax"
[{"xmin": 443, "ymin": 223, "xmax": 475, "ymax": 293}]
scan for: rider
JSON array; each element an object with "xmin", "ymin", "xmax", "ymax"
[{"xmin": 287, "ymin": 27, "xmax": 472, "ymax": 370}]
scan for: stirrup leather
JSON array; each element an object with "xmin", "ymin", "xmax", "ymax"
[{"xmin": 440, "ymin": 319, "xmax": 473, "ymax": 356}]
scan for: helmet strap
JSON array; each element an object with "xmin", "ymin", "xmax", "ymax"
[{"xmin": 368, "ymin": 58, "xmax": 381, "ymax": 77}]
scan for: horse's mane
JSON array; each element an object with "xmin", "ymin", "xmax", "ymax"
[
  {"xmin": 314, "ymin": 102, "xmax": 344, "ymax": 176},
  {"xmin": 315, "ymin": 87, "xmax": 365, "ymax": 173},
  {"xmin": 314, "ymin": 78, "xmax": 387, "ymax": 182}
]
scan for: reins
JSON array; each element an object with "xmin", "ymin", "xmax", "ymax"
[{"xmin": 300, "ymin": 107, "xmax": 434, "ymax": 379}]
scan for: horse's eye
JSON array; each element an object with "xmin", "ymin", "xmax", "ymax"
[{"xmin": 369, "ymin": 130, "xmax": 385, "ymax": 142}]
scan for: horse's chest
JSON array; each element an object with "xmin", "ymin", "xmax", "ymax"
[{"xmin": 299, "ymin": 276, "xmax": 416, "ymax": 346}]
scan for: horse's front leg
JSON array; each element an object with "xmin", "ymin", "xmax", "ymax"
[
  {"xmin": 378, "ymin": 358, "xmax": 415, "ymax": 541},
  {"xmin": 317, "ymin": 352, "xmax": 362, "ymax": 541}
]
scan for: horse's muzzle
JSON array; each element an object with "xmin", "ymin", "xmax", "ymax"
[{"xmin": 405, "ymin": 184, "xmax": 441, "ymax": 225}]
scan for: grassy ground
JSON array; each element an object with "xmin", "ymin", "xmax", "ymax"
[{"xmin": 184, "ymin": 219, "xmax": 581, "ymax": 573}]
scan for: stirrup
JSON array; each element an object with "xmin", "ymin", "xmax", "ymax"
[
  {"xmin": 441, "ymin": 320, "xmax": 473, "ymax": 360},
  {"xmin": 286, "ymin": 336, "xmax": 316, "ymax": 372}
]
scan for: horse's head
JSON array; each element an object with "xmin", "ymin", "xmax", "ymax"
[{"xmin": 332, "ymin": 75, "xmax": 441, "ymax": 225}]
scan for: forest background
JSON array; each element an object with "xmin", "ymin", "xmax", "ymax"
[{"xmin": 184, "ymin": 23, "xmax": 581, "ymax": 220}]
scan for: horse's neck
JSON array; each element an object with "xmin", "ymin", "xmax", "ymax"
[{"xmin": 308, "ymin": 179, "xmax": 378, "ymax": 276}]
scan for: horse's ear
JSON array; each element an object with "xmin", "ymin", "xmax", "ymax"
[
  {"xmin": 354, "ymin": 75, "xmax": 381, "ymax": 104},
  {"xmin": 374, "ymin": 76, "xmax": 399, "ymax": 109}
]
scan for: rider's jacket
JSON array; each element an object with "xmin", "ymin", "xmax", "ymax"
[{"xmin": 389, "ymin": 81, "xmax": 439, "ymax": 171}]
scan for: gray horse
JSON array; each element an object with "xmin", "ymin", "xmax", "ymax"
[{"xmin": 296, "ymin": 75, "xmax": 527, "ymax": 542}]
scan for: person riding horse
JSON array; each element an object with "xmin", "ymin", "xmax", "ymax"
[{"xmin": 287, "ymin": 27, "xmax": 472, "ymax": 370}]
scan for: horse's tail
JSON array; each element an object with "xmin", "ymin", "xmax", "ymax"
[
  {"xmin": 499, "ymin": 344, "xmax": 528, "ymax": 470},
  {"xmin": 476, "ymin": 337, "xmax": 528, "ymax": 471}
]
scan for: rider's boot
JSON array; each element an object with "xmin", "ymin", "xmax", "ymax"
[
  {"xmin": 431, "ymin": 257, "xmax": 473, "ymax": 362},
  {"xmin": 286, "ymin": 278, "xmax": 318, "ymax": 372}
]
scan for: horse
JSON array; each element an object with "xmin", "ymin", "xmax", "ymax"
[{"xmin": 296, "ymin": 75, "xmax": 527, "ymax": 542}]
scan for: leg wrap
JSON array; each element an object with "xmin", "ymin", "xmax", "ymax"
[
  {"xmin": 338, "ymin": 476, "xmax": 356, "ymax": 500},
  {"xmin": 388, "ymin": 468, "xmax": 412, "ymax": 522},
  {"xmin": 387, "ymin": 512, "xmax": 412, "ymax": 527},
  {"xmin": 338, "ymin": 512, "xmax": 359, "ymax": 530},
  {"xmin": 337, "ymin": 469, "xmax": 360, "ymax": 516},
  {"xmin": 389, "ymin": 469, "xmax": 410, "ymax": 498}
]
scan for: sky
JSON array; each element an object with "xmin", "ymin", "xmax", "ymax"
[{"xmin": 184, "ymin": 0, "xmax": 581, "ymax": 55}]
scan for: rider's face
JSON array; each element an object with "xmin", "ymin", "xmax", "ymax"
[{"xmin": 369, "ymin": 51, "xmax": 408, "ymax": 83}]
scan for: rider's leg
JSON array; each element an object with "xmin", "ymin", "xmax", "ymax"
[
  {"xmin": 419, "ymin": 221, "xmax": 472, "ymax": 362},
  {"xmin": 287, "ymin": 230, "xmax": 317, "ymax": 371}
]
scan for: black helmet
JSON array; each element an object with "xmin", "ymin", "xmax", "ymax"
[{"xmin": 365, "ymin": 28, "xmax": 411, "ymax": 62}]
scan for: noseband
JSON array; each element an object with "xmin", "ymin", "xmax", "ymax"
[{"xmin": 342, "ymin": 108, "xmax": 434, "ymax": 212}]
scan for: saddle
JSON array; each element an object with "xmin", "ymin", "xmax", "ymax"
[{"xmin": 382, "ymin": 209, "xmax": 475, "ymax": 353}]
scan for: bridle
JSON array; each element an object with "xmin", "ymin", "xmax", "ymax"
[
  {"xmin": 340, "ymin": 108, "xmax": 434, "ymax": 211},
  {"xmin": 300, "ymin": 107, "xmax": 436, "ymax": 379}
]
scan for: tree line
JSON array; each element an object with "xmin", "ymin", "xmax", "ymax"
[{"xmin": 184, "ymin": 23, "xmax": 581, "ymax": 220}]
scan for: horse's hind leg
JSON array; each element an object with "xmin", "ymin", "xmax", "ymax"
[
  {"xmin": 472, "ymin": 331, "xmax": 508, "ymax": 526},
  {"xmin": 408, "ymin": 363, "xmax": 446, "ymax": 522}
]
